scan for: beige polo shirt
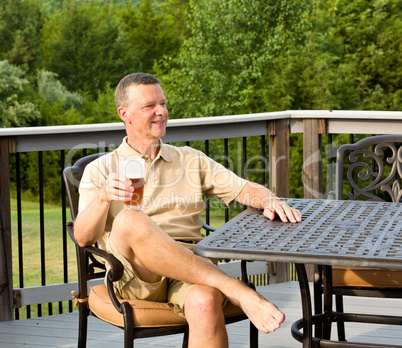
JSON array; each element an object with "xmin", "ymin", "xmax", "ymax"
[{"xmin": 79, "ymin": 137, "xmax": 248, "ymax": 248}]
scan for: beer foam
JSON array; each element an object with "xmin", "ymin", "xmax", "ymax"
[{"xmin": 121, "ymin": 158, "xmax": 145, "ymax": 178}]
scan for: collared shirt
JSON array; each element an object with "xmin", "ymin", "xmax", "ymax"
[{"xmin": 79, "ymin": 137, "xmax": 248, "ymax": 248}]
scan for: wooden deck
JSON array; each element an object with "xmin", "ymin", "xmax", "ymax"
[{"xmin": 1, "ymin": 281, "xmax": 402, "ymax": 347}]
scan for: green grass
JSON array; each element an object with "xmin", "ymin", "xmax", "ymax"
[{"xmin": 11, "ymin": 198, "xmax": 77, "ymax": 288}]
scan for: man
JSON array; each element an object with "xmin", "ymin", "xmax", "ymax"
[{"xmin": 74, "ymin": 72, "xmax": 301, "ymax": 348}]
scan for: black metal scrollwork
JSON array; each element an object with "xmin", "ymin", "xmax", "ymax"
[{"xmin": 346, "ymin": 142, "xmax": 402, "ymax": 202}]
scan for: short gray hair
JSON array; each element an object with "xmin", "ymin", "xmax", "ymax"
[{"xmin": 114, "ymin": 73, "xmax": 160, "ymax": 109}]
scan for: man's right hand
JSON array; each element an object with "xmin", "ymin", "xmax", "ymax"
[
  {"xmin": 74, "ymin": 173, "xmax": 133, "ymax": 247},
  {"xmin": 100, "ymin": 173, "xmax": 134, "ymax": 203}
]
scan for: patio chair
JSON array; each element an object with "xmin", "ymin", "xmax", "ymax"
[
  {"xmin": 63, "ymin": 152, "xmax": 258, "ymax": 348},
  {"xmin": 314, "ymin": 134, "xmax": 402, "ymax": 341}
]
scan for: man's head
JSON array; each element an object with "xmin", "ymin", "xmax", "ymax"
[
  {"xmin": 115, "ymin": 73, "xmax": 160, "ymax": 110},
  {"xmin": 115, "ymin": 73, "xmax": 168, "ymax": 148}
]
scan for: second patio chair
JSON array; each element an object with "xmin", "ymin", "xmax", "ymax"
[
  {"xmin": 314, "ymin": 134, "xmax": 402, "ymax": 341},
  {"xmin": 63, "ymin": 152, "xmax": 258, "ymax": 348}
]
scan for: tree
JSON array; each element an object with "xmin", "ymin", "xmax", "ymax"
[
  {"xmin": 330, "ymin": 0, "xmax": 402, "ymax": 110},
  {"xmin": 119, "ymin": 0, "xmax": 189, "ymax": 73},
  {"xmin": 0, "ymin": 0, "xmax": 44, "ymax": 74},
  {"xmin": 41, "ymin": 0, "xmax": 128, "ymax": 96},
  {"xmin": 161, "ymin": 0, "xmax": 313, "ymax": 118},
  {"xmin": 0, "ymin": 60, "xmax": 41, "ymax": 127}
]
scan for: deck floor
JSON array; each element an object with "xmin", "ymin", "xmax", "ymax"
[{"xmin": 1, "ymin": 281, "xmax": 402, "ymax": 347}]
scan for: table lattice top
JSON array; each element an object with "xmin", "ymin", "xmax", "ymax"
[{"xmin": 195, "ymin": 199, "xmax": 402, "ymax": 269}]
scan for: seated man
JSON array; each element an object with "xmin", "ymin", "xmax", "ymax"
[{"xmin": 74, "ymin": 72, "xmax": 301, "ymax": 348}]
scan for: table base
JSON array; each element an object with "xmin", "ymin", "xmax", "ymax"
[{"xmin": 292, "ymin": 263, "xmax": 402, "ymax": 348}]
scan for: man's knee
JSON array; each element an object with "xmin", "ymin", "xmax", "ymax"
[
  {"xmin": 184, "ymin": 286, "xmax": 224, "ymax": 319},
  {"xmin": 112, "ymin": 210, "xmax": 155, "ymax": 239}
]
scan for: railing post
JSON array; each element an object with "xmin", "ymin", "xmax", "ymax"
[
  {"xmin": 0, "ymin": 136, "xmax": 14, "ymax": 321},
  {"xmin": 303, "ymin": 119, "xmax": 325, "ymax": 199},
  {"xmin": 303, "ymin": 118, "xmax": 326, "ymax": 281},
  {"xmin": 268, "ymin": 119, "xmax": 290, "ymax": 283}
]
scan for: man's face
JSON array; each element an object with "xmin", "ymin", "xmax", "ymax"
[{"xmin": 119, "ymin": 84, "xmax": 169, "ymax": 142}]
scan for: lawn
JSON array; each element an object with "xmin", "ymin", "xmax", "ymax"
[{"xmin": 11, "ymin": 198, "xmax": 77, "ymax": 288}]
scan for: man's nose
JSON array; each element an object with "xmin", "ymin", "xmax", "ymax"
[{"xmin": 156, "ymin": 104, "xmax": 168, "ymax": 115}]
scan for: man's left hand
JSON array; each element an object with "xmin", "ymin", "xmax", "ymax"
[{"xmin": 263, "ymin": 199, "xmax": 301, "ymax": 223}]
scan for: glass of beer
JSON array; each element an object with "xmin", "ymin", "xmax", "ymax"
[{"xmin": 121, "ymin": 158, "xmax": 146, "ymax": 210}]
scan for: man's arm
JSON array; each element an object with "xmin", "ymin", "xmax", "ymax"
[
  {"xmin": 74, "ymin": 173, "xmax": 134, "ymax": 247},
  {"xmin": 235, "ymin": 182, "xmax": 301, "ymax": 223}
]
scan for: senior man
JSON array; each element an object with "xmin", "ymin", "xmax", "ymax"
[{"xmin": 74, "ymin": 72, "xmax": 301, "ymax": 348}]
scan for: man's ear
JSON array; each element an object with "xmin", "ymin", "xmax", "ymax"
[{"xmin": 117, "ymin": 106, "xmax": 130, "ymax": 124}]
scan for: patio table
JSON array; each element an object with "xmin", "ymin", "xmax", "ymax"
[{"xmin": 194, "ymin": 198, "xmax": 402, "ymax": 348}]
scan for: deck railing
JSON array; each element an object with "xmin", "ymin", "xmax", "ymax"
[{"xmin": 1, "ymin": 109, "xmax": 402, "ymax": 321}]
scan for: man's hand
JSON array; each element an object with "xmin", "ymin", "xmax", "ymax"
[
  {"xmin": 100, "ymin": 173, "xmax": 134, "ymax": 203},
  {"xmin": 263, "ymin": 198, "xmax": 301, "ymax": 223}
]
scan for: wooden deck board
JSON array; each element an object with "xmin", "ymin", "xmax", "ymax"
[{"xmin": 1, "ymin": 282, "xmax": 402, "ymax": 347}]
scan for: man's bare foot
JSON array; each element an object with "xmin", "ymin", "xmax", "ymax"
[
  {"xmin": 226, "ymin": 281, "xmax": 285, "ymax": 333},
  {"xmin": 240, "ymin": 292, "xmax": 285, "ymax": 333}
]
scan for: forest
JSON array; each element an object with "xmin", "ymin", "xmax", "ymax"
[{"xmin": 1, "ymin": 0, "xmax": 401, "ymax": 200}]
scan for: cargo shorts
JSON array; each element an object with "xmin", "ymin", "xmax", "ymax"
[{"xmin": 105, "ymin": 233, "xmax": 208, "ymax": 317}]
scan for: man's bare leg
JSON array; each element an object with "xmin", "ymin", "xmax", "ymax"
[
  {"xmin": 184, "ymin": 286, "xmax": 228, "ymax": 348},
  {"xmin": 111, "ymin": 210, "xmax": 285, "ymax": 333}
]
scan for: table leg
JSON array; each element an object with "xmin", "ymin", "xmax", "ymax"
[
  {"xmin": 322, "ymin": 265, "xmax": 333, "ymax": 339},
  {"xmin": 295, "ymin": 263, "xmax": 313, "ymax": 348}
]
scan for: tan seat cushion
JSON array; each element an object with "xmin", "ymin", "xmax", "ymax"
[
  {"xmin": 332, "ymin": 267, "xmax": 402, "ymax": 288},
  {"xmin": 88, "ymin": 284, "xmax": 244, "ymax": 328}
]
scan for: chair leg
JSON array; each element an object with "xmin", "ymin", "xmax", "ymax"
[
  {"xmin": 335, "ymin": 295, "xmax": 346, "ymax": 341},
  {"xmin": 182, "ymin": 328, "xmax": 189, "ymax": 348},
  {"xmin": 122, "ymin": 302, "xmax": 134, "ymax": 348},
  {"xmin": 78, "ymin": 303, "xmax": 88, "ymax": 348},
  {"xmin": 250, "ymin": 321, "xmax": 259, "ymax": 348}
]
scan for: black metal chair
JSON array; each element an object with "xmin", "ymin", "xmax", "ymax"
[
  {"xmin": 63, "ymin": 152, "xmax": 258, "ymax": 348},
  {"xmin": 314, "ymin": 134, "xmax": 402, "ymax": 341}
]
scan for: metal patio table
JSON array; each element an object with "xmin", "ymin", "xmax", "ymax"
[{"xmin": 194, "ymin": 198, "xmax": 402, "ymax": 348}]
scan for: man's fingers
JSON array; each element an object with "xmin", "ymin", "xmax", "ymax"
[
  {"xmin": 264, "ymin": 204, "xmax": 301, "ymax": 223},
  {"xmin": 104, "ymin": 173, "xmax": 134, "ymax": 202}
]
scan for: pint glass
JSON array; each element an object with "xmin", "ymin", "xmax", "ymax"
[{"xmin": 121, "ymin": 158, "xmax": 145, "ymax": 210}]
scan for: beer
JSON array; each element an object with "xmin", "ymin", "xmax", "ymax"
[
  {"xmin": 121, "ymin": 158, "xmax": 146, "ymax": 210},
  {"xmin": 125, "ymin": 178, "xmax": 145, "ymax": 209}
]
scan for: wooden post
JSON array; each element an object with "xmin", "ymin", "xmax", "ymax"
[
  {"xmin": 0, "ymin": 137, "xmax": 13, "ymax": 321},
  {"xmin": 303, "ymin": 119, "xmax": 324, "ymax": 199},
  {"xmin": 268, "ymin": 119, "xmax": 290, "ymax": 283}
]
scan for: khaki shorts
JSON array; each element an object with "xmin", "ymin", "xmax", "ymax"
[{"xmin": 105, "ymin": 233, "xmax": 201, "ymax": 317}]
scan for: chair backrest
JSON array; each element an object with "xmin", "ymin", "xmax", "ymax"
[
  {"xmin": 63, "ymin": 153, "xmax": 109, "ymax": 311},
  {"xmin": 335, "ymin": 134, "xmax": 402, "ymax": 202},
  {"xmin": 63, "ymin": 153, "xmax": 107, "ymax": 221}
]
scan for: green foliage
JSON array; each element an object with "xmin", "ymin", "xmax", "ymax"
[
  {"xmin": 119, "ymin": 0, "xmax": 189, "ymax": 73},
  {"xmin": 38, "ymin": 70, "xmax": 83, "ymax": 110},
  {"xmin": 41, "ymin": 0, "xmax": 128, "ymax": 95},
  {"xmin": 2, "ymin": 0, "xmax": 401, "ymax": 202},
  {"xmin": 0, "ymin": 60, "xmax": 41, "ymax": 127},
  {"xmin": 0, "ymin": 0, "xmax": 44, "ymax": 73},
  {"xmin": 80, "ymin": 84, "xmax": 118, "ymax": 124},
  {"xmin": 329, "ymin": 0, "xmax": 402, "ymax": 110},
  {"xmin": 161, "ymin": 0, "xmax": 313, "ymax": 118}
]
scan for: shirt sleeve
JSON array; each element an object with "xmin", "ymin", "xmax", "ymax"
[
  {"xmin": 78, "ymin": 157, "xmax": 107, "ymax": 214},
  {"xmin": 196, "ymin": 150, "xmax": 249, "ymax": 206}
]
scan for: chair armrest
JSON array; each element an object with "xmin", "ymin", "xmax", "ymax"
[
  {"xmin": 67, "ymin": 221, "xmax": 128, "ymax": 314},
  {"xmin": 66, "ymin": 221, "xmax": 124, "ymax": 282},
  {"xmin": 200, "ymin": 218, "xmax": 216, "ymax": 233}
]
